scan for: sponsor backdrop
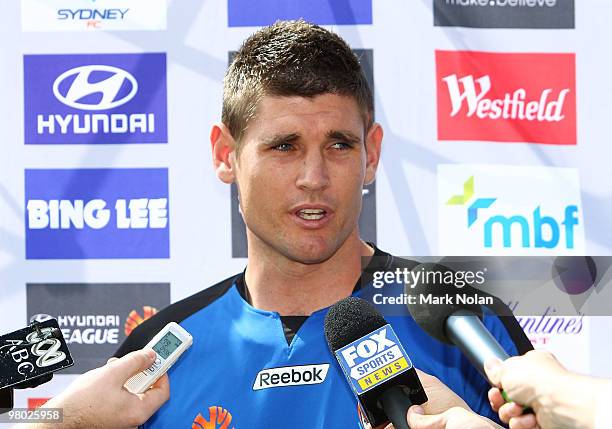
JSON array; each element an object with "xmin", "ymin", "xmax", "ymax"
[{"xmin": 1, "ymin": 0, "xmax": 611, "ymax": 414}]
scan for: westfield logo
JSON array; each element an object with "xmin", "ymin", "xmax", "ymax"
[
  {"xmin": 436, "ymin": 50, "xmax": 576, "ymax": 145},
  {"xmin": 443, "ymin": 74, "xmax": 569, "ymax": 122}
]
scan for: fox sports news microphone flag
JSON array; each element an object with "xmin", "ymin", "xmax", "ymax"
[{"xmin": 0, "ymin": 0, "xmax": 610, "ymax": 419}]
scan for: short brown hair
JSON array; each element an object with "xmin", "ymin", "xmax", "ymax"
[{"xmin": 222, "ymin": 20, "xmax": 374, "ymax": 146}]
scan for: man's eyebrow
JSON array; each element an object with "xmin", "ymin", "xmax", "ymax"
[
  {"xmin": 260, "ymin": 133, "xmax": 300, "ymax": 147},
  {"xmin": 327, "ymin": 130, "xmax": 362, "ymax": 144}
]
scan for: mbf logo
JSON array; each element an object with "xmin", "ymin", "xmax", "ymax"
[
  {"xmin": 227, "ymin": 0, "xmax": 371, "ymax": 26},
  {"xmin": 447, "ymin": 176, "xmax": 579, "ymax": 248},
  {"xmin": 335, "ymin": 325, "xmax": 412, "ymax": 395},
  {"xmin": 438, "ymin": 165, "xmax": 585, "ymax": 255},
  {"xmin": 24, "ymin": 53, "xmax": 167, "ymax": 144},
  {"xmin": 25, "ymin": 168, "xmax": 170, "ymax": 259},
  {"xmin": 436, "ymin": 51, "xmax": 576, "ymax": 145},
  {"xmin": 27, "ymin": 283, "xmax": 170, "ymax": 373}
]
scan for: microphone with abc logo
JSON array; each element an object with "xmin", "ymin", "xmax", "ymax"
[{"xmin": 0, "ymin": 316, "xmax": 74, "ymax": 413}]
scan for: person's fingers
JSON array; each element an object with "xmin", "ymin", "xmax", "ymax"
[
  {"xmin": 107, "ymin": 349, "xmax": 156, "ymax": 383},
  {"xmin": 415, "ymin": 367, "xmax": 469, "ymax": 413},
  {"xmin": 137, "ymin": 373, "xmax": 170, "ymax": 421},
  {"xmin": 107, "ymin": 356, "xmax": 118, "ymax": 364},
  {"xmin": 484, "ymin": 357, "xmax": 503, "ymax": 387},
  {"xmin": 407, "ymin": 405, "xmax": 447, "ymax": 429},
  {"xmin": 498, "ymin": 402, "xmax": 524, "ymax": 423},
  {"xmin": 488, "ymin": 387, "xmax": 505, "ymax": 412},
  {"xmin": 150, "ymin": 373, "xmax": 169, "ymax": 392},
  {"xmin": 509, "ymin": 414, "xmax": 537, "ymax": 429}
]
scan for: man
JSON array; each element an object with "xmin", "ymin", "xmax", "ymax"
[{"xmin": 115, "ymin": 20, "xmax": 530, "ymax": 428}]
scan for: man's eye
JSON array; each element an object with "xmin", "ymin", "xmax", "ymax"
[
  {"xmin": 330, "ymin": 142, "xmax": 353, "ymax": 150},
  {"xmin": 272, "ymin": 143, "xmax": 294, "ymax": 152}
]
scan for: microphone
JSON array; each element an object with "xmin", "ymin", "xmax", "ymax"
[
  {"xmin": 403, "ymin": 262, "xmax": 510, "ymax": 379},
  {"xmin": 403, "ymin": 262, "xmax": 537, "ymax": 413},
  {"xmin": 0, "ymin": 388, "xmax": 13, "ymax": 412},
  {"xmin": 324, "ymin": 296, "xmax": 427, "ymax": 429},
  {"xmin": 0, "ymin": 318, "xmax": 74, "ymax": 413}
]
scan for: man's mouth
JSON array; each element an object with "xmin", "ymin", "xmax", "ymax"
[{"xmin": 296, "ymin": 208, "xmax": 326, "ymax": 220}]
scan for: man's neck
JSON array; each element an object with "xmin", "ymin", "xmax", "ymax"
[{"xmin": 244, "ymin": 232, "xmax": 374, "ymax": 316}]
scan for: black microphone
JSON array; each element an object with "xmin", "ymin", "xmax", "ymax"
[
  {"xmin": 324, "ymin": 296, "xmax": 427, "ymax": 429},
  {"xmin": 0, "ymin": 318, "xmax": 74, "ymax": 413},
  {"xmin": 0, "ymin": 388, "xmax": 13, "ymax": 412},
  {"xmin": 403, "ymin": 262, "xmax": 510, "ymax": 380}
]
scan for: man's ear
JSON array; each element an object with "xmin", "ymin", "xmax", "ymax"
[
  {"xmin": 364, "ymin": 122, "xmax": 383, "ymax": 185},
  {"xmin": 211, "ymin": 123, "xmax": 237, "ymax": 184}
]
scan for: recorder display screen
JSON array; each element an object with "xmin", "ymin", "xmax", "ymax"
[{"xmin": 153, "ymin": 332, "xmax": 182, "ymax": 360}]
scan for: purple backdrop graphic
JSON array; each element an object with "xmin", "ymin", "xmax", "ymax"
[
  {"xmin": 25, "ymin": 168, "xmax": 170, "ymax": 259},
  {"xmin": 24, "ymin": 53, "xmax": 167, "ymax": 144},
  {"xmin": 227, "ymin": 0, "xmax": 372, "ymax": 27}
]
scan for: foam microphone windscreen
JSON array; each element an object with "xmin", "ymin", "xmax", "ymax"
[
  {"xmin": 324, "ymin": 295, "xmax": 428, "ymax": 429},
  {"xmin": 404, "ymin": 262, "xmax": 483, "ymax": 344},
  {"xmin": 324, "ymin": 296, "xmax": 387, "ymax": 352}
]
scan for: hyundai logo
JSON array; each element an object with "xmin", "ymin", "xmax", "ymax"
[
  {"xmin": 29, "ymin": 314, "xmax": 54, "ymax": 324},
  {"xmin": 52, "ymin": 65, "xmax": 138, "ymax": 111}
]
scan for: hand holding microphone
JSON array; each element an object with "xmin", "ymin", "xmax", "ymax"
[
  {"xmin": 411, "ymin": 368, "xmax": 469, "ymax": 415},
  {"xmin": 400, "ymin": 371, "xmax": 505, "ymax": 429},
  {"xmin": 485, "ymin": 350, "xmax": 611, "ymax": 429},
  {"xmin": 325, "ymin": 296, "xmax": 428, "ymax": 429},
  {"xmin": 401, "ymin": 262, "xmax": 612, "ymax": 429},
  {"xmin": 406, "ymin": 405, "xmax": 503, "ymax": 429},
  {"xmin": 20, "ymin": 349, "xmax": 169, "ymax": 429},
  {"xmin": 401, "ymin": 262, "xmax": 533, "ymax": 428},
  {"xmin": 403, "ymin": 263, "xmax": 514, "ymax": 378},
  {"xmin": 324, "ymin": 297, "xmax": 480, "ymax": 429}
]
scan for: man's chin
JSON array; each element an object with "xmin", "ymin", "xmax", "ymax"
[
  {"xmin": 281, "ymin": 238, "xmax": 340, "ymax": 265},
  {"xmin": 289, "ymin": 254, "xmax": 333, "ymax": 265},
  {"xmin": 285, "ymin": 248, "xmax": 336, "ymax": 265},
  {"xmin": 247, "ymin": 225, "xmax": 355, "ymax": 265}
]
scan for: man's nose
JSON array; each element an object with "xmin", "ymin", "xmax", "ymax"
[{"xmin": 295, "ymin": 150, "xmax": 330, "ymax": 191}]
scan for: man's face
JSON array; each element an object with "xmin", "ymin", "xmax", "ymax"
[{"xmin": 226, "ymin": 93, "xmax": 381, "ymax": 264}]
